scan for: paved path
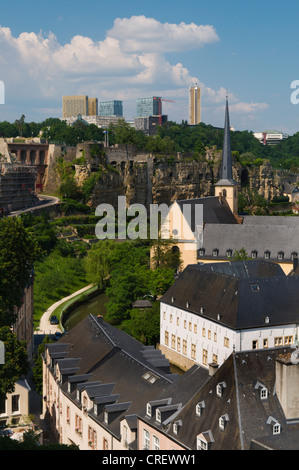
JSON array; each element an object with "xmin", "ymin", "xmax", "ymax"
[
  {"xmin": 9, "ymin": 195, "xmax": 59, "ymax": 217},
  {"xmin": 35, "ymin": 284, "xmax": 93, "ymax": 336}
]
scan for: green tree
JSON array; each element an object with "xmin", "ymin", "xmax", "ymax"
[
  {"xmin": 32, "ymin": 335, "xmax": 54, "ymax": 396},
  {"xmin": 0, "ymin": 327, "xmax": 30, "ymax": 399},
  {"xmin": 14, "ymin": 114, "xmax": 25, "ymax": 137},
  {"xmin": 0, "ymin": 218, "xmax": 40, "ymax": 327},
  {"xmin": 233, "ymin": 248, "xmax": 251, "ymax": 261}
]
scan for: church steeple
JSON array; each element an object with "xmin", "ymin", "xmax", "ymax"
[
  {"xmin": 215, "ymin": 96, "xmax": 238, "ymax": 214},
  {"xmin": 220, "ymin": 96, "xmax": 234, "ymax": 182}
]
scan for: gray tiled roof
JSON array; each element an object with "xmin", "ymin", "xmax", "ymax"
[
  {"xmin": 163, "ymin": 348, "xmax": 298, "ymax": 450},
  {"xmin": 200, "ymin": 223, "xmax": 299, "ymax": 262},
  {"xmin": 161, "ymin": 261, "xmax": 299, "ymax": 329},
  {"xmin": 176, "ymin": 196, "xmax": 238, "ymax": 230}
]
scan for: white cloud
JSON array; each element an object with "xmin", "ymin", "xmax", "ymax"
[
  {"xmin": 108, "ymin": 15, "xmax": 220, "ymax": 53},
  {"xmin": 229, "ymin": 102, "xmax": 269, "ymax": 113},
  {"xmin": 0, "ymin": 16, "xmax": 269, "ymax": 127}
]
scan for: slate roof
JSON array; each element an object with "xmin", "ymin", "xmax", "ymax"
[
  {"xmin": 161, "ymin": 261, "xmax": 299, "ymax": 330},
  {"xmin": 46, "ymin": 314, "xmax": 180, "ymax": 441},
  {"xmin": 242, "ymin": 215, "xmax": 299, "ymax": 226},
  {"xmin": 199, "ymin": 223, "xmax": 299, "ymax": 262},
  {"xmin": 176, "ymin": 196, "xmax": 238, "ymax": 231},
  {"xmin": 153, "ymin": 348, "xmax": 299, "ymax": 450}
]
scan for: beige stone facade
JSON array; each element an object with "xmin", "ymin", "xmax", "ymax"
[{"xmin": 0, "ymin": 379, "xmax": 31, "ymax": 426}]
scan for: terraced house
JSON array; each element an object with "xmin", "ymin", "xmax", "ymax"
[{"xmin": 42, "ymin": 314, "xmax": 193, "ymax": 450}]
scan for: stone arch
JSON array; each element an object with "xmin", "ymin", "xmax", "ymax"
[
  {"xmin": 30, "ymin": 150, "xmax": 36, "ymax": 165},
  {"xmin": 39, "ymin": 150, "xmax": 45, "ymax": 165},
  {"xmin": 20, "ymin": 149, "xmax": 26, "ymax": 164}
]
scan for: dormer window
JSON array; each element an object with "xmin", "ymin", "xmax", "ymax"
[
  {"xmin": 76, "ymin": 390, "xmax": 81, "ymax": 402},
  {"xmin": 156, "ymin": 409, "xmax": 161, "ymax": 423},
  {"xmin": 277, "ymin": 251, "xmax": 284, "ymax": 260},
  {"xmin": 173, "ymin": 420, "xmax": 182, "ymax": 435},
  {"xmin": 260, "ymin": 387, "xmax": 268, "ymax": 400},
  {"xmin": 264, "ymin": 251, "xmax": 271, "ymax": 259},
  {"xmin": 196, "ymin": 401, "xmax": 205, "ymax": 417},
  {"xmin": 146, "ymin": 403, "xmax": 152, "ymax": 417},
  {"xmin": 198, "ymin": 248, "xmax": 205, "ymax": 257},
  {"xmin": 291, "ymin": 252, "xmax": 298, "ymax": 260},
  {"xmin": 216, "ymin": 382, "xmax": 226, "ymax": 398},
  {"xmin": 273, "ymin": 423, "xmax": 281, "ymax": 435},
  {"xmin": 255, "ymin": 381, "xmax": 268, "ymax": 400},
  {"xmin": 267, "ymin": 416, "xmax": 281, "ymax": 435},
  {"xmin": 197, "ymin": 437, "xmax": 208, "ymax": 451},
  {"xmin": 251, "ymin": 284, "xmax": 260, "ymax": 292},
  {"xmin": 186, "ymin": 301, "xmax": 190, "ymax": 309},
  {"xmin": 219, "ymin": 414, "xmax": 229, "ymax": 431},
  {"xmin": 196, "ymin": 431, "xmax": 214, "ymax": 450},
  {"xmin": 226, "ymin": 249, "xmax": 232, "ymax": 258},
  {"xmin": 93, "ymin": 403, "xmax": 98, "ymax": 415},
  {"xmin": 251, "ymin": 250, "xmax": 258, "ymax": 259},
  {"xmin": 171, "ymin": 296, "xmax": 175, "ymax": 303},
  {"xmin": 104, "ymin": 410, "xmax": 108, "ymax": 424},
  {"xmin": 213, "ymin": 249, "xmax": 219, "ymax": 257}
]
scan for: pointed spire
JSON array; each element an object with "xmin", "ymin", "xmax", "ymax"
[
  {"xmin": 221, "ymin": 96, "xmax": 233, "ymax": 181},
  {"xmin": 216, "ymin": 96, "xmax": 236, "ymax": 185}
]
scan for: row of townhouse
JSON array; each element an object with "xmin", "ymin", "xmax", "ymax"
[
  {"xmin": 42, "ymin": 314, "xmax": 196, "ymax": 450},
  {"xmin": 43, "ymin": 304, "xmax": 299, "ymax": 450}
]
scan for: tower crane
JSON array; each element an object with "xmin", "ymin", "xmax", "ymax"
[{"xmin": 154, "ymin": 97, "xmax": 176, "ymax": 125}]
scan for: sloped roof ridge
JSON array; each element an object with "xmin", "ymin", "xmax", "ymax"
[{"xmin": 90, "ymin": 315, "xmax": 174, "ymax": 384}]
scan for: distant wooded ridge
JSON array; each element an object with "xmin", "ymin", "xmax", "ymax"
[{"xmin": 1, "ymin": 117, "xmax": 299, "ymax": 171}]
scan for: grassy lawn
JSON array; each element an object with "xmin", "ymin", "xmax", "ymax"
[{"xmin": 33, "ymin": 249, "xmax": 89, "ymax": 329}]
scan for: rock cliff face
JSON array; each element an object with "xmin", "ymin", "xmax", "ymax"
[{"xmin": 43, "ymin": 143, "xmax": 287, "ymax": 208}]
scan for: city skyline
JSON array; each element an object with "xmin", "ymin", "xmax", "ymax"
[{"xmin": 0, "ymin": 0, "xmax": 298, "ymax": 134}]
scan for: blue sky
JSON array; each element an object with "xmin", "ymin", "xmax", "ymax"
[{"xmin": 0, "ymin": 0, "xmax": 299, "ymax": 134}]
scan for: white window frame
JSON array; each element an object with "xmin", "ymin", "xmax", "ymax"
[
  {"xmin": 146, "ymin": 403, "xmax": 152, "ymax": 417},
  {"xmin": 153, "ymin": 435, "xmax": 160, "ymax": 451},
  {"xmin": 197, "ymin": 437, "xmax": 208, "ymax": 450},
  {"xmin": 143, "ymin": 429, "xmax": 150, "ymax": 450},
  {"xmin": 260, "ymin": 387, "xmax": 268, "ymax": 400},
  {"xmin": 273, "ymin": 423, "xmax": 281, "ymax": 435}
]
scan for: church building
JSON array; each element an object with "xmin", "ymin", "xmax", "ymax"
[{"xmin": 166, "ymin": 98, "xmax": 299, "ymax": 274}]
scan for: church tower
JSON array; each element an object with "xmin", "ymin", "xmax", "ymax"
[{"xmin": 215, "ymin": 97, "xmax": 238, "ymax": 214}]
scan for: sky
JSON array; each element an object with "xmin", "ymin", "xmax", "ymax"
[{"xmin": 0, "ymin": 0, "xmax": 299, "ymax": 134}]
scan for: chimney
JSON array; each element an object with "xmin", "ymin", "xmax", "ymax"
[
  {"xmin": 275, "ymin": 352, "xmax": 299, "ymax": 420},
  {"xmin": 209, "ymin": 362, "xmax": 219, "ymax": 377}
]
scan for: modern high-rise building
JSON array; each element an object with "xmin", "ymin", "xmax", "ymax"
[
  {"xmin": 98, "ymin": 100, "xmax": 123, "ymax": 117},
  {"xmin": 88, "ymin": 97, "xmax": 98, "ymax": 116},
  {"xmin": 62, "ymin": 95, "xmax": 89, "ymax": 119},
  {"xmin": 189, "ymin": 85, "xmax": 201, "ymax": 125},
  {"xmin": 136, "ymin": 97, "xmax": 161, "ymax": 118}
]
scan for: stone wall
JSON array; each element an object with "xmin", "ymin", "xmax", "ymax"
[{"xmin": 42, "ymin": 141, "xmax": 289, "ymax": 209}]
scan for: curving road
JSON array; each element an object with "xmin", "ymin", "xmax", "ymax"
[
  {"xmin": 9, "ymin": 194, "xmax": 60, "ymax": 217},
  {"xmin": 35, "ymin": 284, "xmax": 93, "ymax": 336}
]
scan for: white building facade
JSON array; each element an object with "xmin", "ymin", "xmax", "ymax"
[{"xmin": 160, "ymin": 300, "xmax": 298, "ymax": 371}]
